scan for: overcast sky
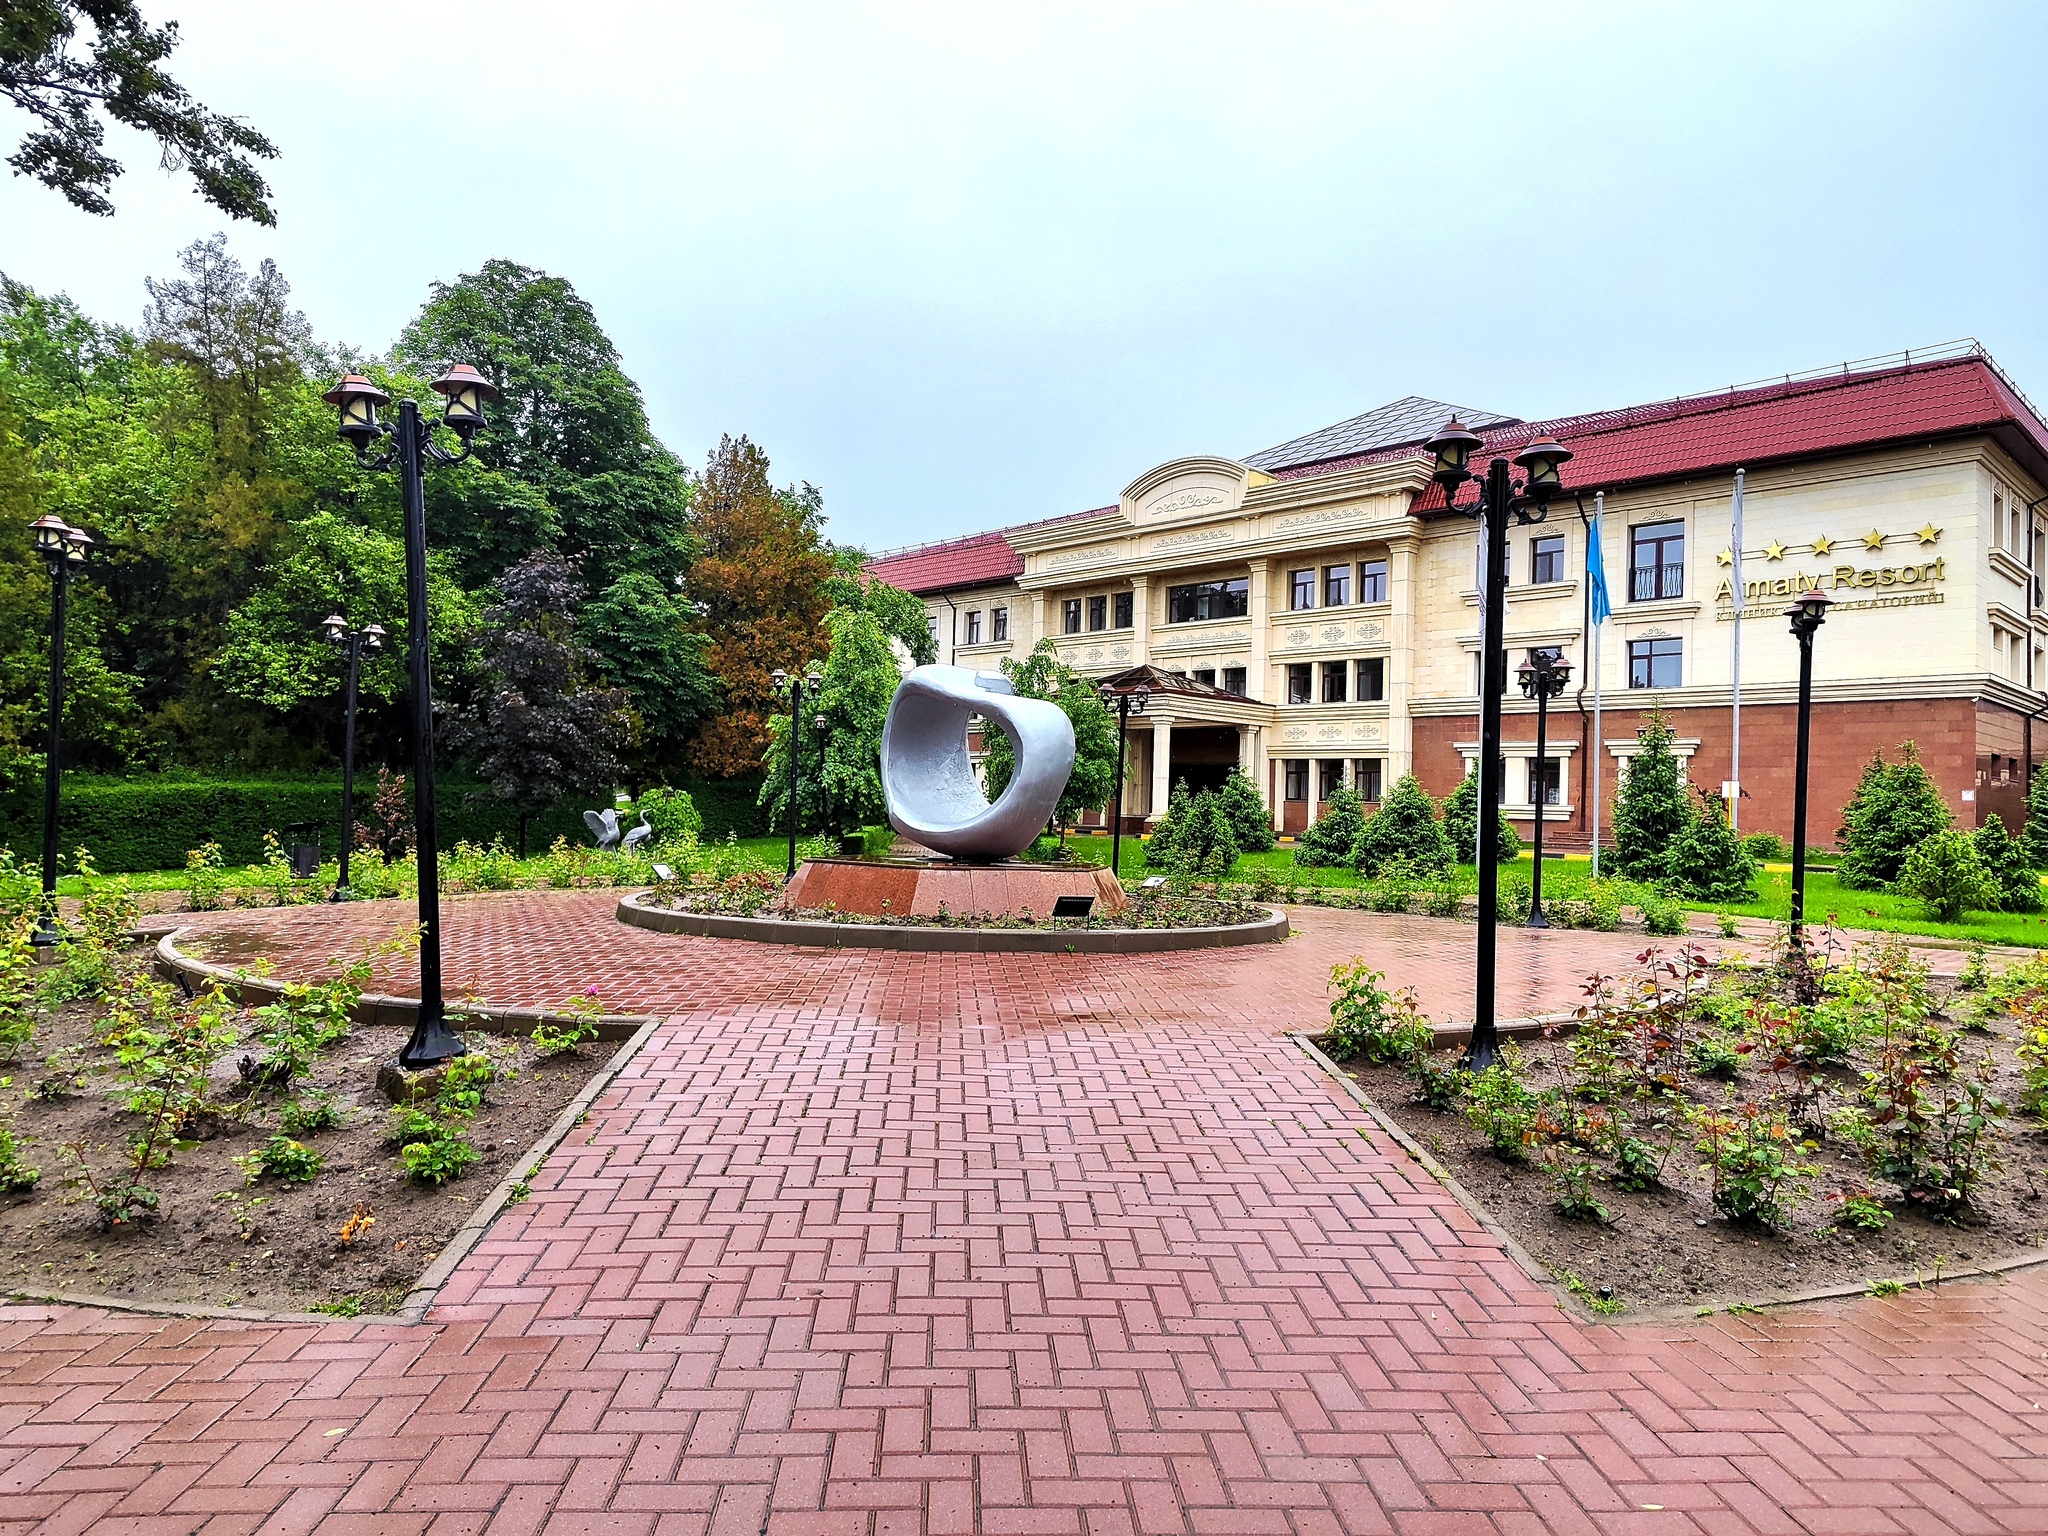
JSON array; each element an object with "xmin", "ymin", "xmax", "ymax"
[{"xmin": 5, "ymin": 2, "xmax": 2045, "ymax": 551}]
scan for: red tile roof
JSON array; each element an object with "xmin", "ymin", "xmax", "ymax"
[
  {"xmin": 868, "ymin": 352, "xmax": 2048, "ymax": 593},
  {"xmin": 1397, "ymin": 355, "xmax": 2048, "ymax": 513}
]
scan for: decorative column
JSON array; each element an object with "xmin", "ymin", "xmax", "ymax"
[
  {"xmin": 1387, "ymin": 532, "xmax": 1419, "ymax": 781},
  {"xmin": 1029, "ymin": 590, "xmax": 1047, "ymax": 647},
  {"xmin": 1247, "ymin": 558, "xmax": 1271, "ymax": 700},
  {"xmin": 1249, "ymin": 723, "xmax": 1273, "ymax": 828},
  {"xmin": 1130, "ymin": 574, "xmax": 1151, "ymax": 665},
  {"xmin": 1147, "ymin": 715, "xmax": 1175, "ymax": 823}
]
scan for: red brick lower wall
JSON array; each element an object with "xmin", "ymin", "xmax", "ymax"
[{"xmin": 1411, "ymin": 696, "xmax": 2037, "ymax": 851}]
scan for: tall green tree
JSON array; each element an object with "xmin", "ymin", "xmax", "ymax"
[
  {"xmin": 822, "ymin": 559, "xmax": 936, "ymax": 666},
  {"xmin": 443, "ymin": 551, "xmax": 630, "ymax": 856},
  {"xmin": 980, "ymin": 638, "xmax": 1116, "ymax": 841},
  {"xmin": 396, "ymin": 260, "xmax": 694, "ymax": 592},
  {"xmin": 581, "ymin": 570, "xmax": 719, "ymax": 782},
  {"xmin": 2021, "ymin": 765, "xmax": 2048, "ymax": 869},
  {"xmin": 2, "ymin": 1, "xmax": 279, "ymax": 221},
  {"xmin": 759, "ymin": 608, "xmax": 899, "ymax": 838}
]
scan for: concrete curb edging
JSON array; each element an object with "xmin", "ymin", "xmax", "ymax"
[
  {"xmin": 2, "ymin": 1015, "xmax": 665, "ymax": 1329},
  {"xmin": 152, "ymin": 929, "xmax": 649, "ymax": 1041},
  {"xmin": 1291, "ymin": 1029, "xmax": 2048, "ymax": 1323},
  {"xmin": 614, "ymin": 892, "xmax": 1290, "ymax": 952}
]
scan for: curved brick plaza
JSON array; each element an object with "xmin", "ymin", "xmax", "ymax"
[{"xmin": 1, "ymin": 894, "xmax": 2040, "ymax": 1535}]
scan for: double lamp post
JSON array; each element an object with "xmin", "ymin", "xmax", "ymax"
[
  {"xmin": 772, "ymin": 666, "xmax": 826, "ymax": 877},
  {"xmin": 26, "ymin": 515, "xmax": 94, "ymax": 947},
  {"xmin": 1099, "ymin": 683, "xmax": 1151, "ymax": 875},
  {"xmin": 322, "ymin": 364, "xmax": 500, "ymax": 1069},
  {"xmin": 320, "ymin": 614, "xmax": 385, "ymax": 903}
]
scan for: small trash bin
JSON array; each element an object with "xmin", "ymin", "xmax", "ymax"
[{"xmin": 285, "ymin": 821, "xmax": 323, "ymax": 879}]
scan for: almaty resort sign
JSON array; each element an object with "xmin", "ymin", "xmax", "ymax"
[{"xmin": 1714, "ymin": 523, "xmax": 1946, "ymax": 620}]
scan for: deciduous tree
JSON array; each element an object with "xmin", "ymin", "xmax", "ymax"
[{"xmin": 980, "ymin": 639, "xmax": 1116, "ymax": 842}]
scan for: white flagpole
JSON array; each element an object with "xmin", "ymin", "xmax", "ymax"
[
  {"xmin": 1730, "ymin": 469, "xmax": 1745, "ymax": 830},
  {"xmin": 1591, "ymin": 493, "xmax": 1604, "ymax": 877}
]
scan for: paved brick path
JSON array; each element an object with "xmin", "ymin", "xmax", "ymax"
[{"xmin": 1, "ymin": 895, "xmax": 2040, "ymax": 1534}]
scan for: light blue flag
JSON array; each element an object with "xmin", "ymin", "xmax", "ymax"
[{"xmin": 1587, "ymin": 512, "xmax": 1612, "ymax": 625}]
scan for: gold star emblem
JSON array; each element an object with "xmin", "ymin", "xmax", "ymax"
[
  {"xmin": 1716, "ymin": 548, "xmax": 1733, "ymax": 567},
  {"xmin": 1863, "ymin": 528, "xmax": 1886, "ymax": 551},
  {"xmin": 1810, "ymin": 535, "xmax": 1834, "ymax": 556},
  {"xmin": 1916, "ymin": 522, "xmax": 1941, "ymax": 545},
  {"xmin": 1763, "ymin": 539, "xmax": 1788, "ymax": 562}
]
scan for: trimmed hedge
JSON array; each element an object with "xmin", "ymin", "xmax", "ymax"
[{"xmin": 0, "ymin": 773, "xmax": 768, "ymax": 873}]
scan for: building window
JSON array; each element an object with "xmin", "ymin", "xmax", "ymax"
[
  {"xmin": 926, "ymin": 614, "xmax": 939, "ymax": 647},
  {"xmin": 1472, "ymin": 648, "xmax": 1509, "ymax": 694},
  {"xmin": 1477, "ymin": 544, "xmax": 1510, "ymax": 586},
  {"xmin": 1359, "ymin": 558, "xmax": 1388, "ymax": 603},
  {"xmin": 1192, "ymin": 668, "xmax": 1216, "ymax": 687},
  {"xmin": 1318, "ymin": 760, "xmax": 1345, "ymax": 801},
  {"xmin": 1530, "ymin": 757, "xmax": 1562, "ymax": 806},
  {"xmin": 1286, "ymin": 663, "xmax": 1312, "ymax": 703},
  {"xmin": 1283, "ymin": 760, "xmax": 1309, "ymax": 801},
  {"xmin": 1628, "ymin": 636, "xmax": 1682, "ymax": 688},
  {"xmin": 1531, "ymin": 534, "xmax": 1565, "ymax": 585},
  {"xmin": 1113, "ymin": 591, "xmax": 1133, "ymax": 629},
  {"xmin": 1289, "ymin": 568, "xmax": 1316, "ymax": 610},
  {"xmin": 1087, "ymin": 594, "xmax": 1108, "ymax": 632},
  {"xmin": 964, "ymin": 610, "xmax": 982, "ymax": 644},
  {"xmin": 1222, "ymin": 665, "xmax": 1246, "ymax": 696},
  {"xmin": 1353, "ymin": 758, "xmax": 1383, "ymax": 802},
  {"xmin": 1321, "ymin": 661, "xmax": 1347, "ymax": 702},
  {"xmin": 1167, "ymin": 578, "xmax": 1249, "ymax": 623},
  {"xmin": 1062, "ymin": 599, "xmax": 1082, "ymax": 634},
  {"xmin": 991, "ymin": 606, "xmax": 1008, "ymax": 642},
  {"xmin": 1355, "ymin": 657, "xmax": 1385, "ymax": 701},
  {"xmin": 1630, "ymin": 520, "xmax": 1685, "ymax": 601},
  {"xmin": 1324, "ymin": 565, "xmax": 1350, "ymax": 606}
]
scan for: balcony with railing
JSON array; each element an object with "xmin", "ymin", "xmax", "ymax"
[{"xmin": 1630, "ymin": 562, "xmax": 1684, "ymax": 602}]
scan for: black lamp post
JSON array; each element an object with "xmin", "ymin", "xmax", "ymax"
[
  {"xmin": 1515, "ymin": 647, "xmax": 1572, "ymax": 929},
  {"xmin": 1099, "ymin": 684, "xmax": 1150, "ymax": 877},
  {"xmin": 28, "ymin": 515, "xmax": 92, "ymax": 947},
  {"xmin": 322, "ymin": 365, "xmax": 500, "ymax": 1068},
  {"xmin": 321, "ymin": 614, "xmax": 385, "ymax": 903},
  {"xmin": 1423, "ymin": 422, "xmax": 1573, "ymax": 1069},
  {"xmin": 1785, "ymin": 587, "xmax": 1831, "ymax": 951},
  {"xmin": 772, "ymin": 666, "xmax": 824, "ymax": 878}
]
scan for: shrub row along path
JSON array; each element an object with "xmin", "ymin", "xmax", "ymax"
[{"xmin": 1, "ymin": 893, "xmax": 2037, "ymax": 1535}]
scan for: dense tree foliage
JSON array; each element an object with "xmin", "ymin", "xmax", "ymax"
[
  {"xmin": 1836, "ymin": 742, "xmax": 1951, "ymax": 889},
  {"xmin": 0, "ymin": 241, "xmax": 923, "ymax": 807},
  {"xmin": 442, "ymin": 552, "xmax": 630, "ymax": 856},
  {"xmin": 759, "ymin": 607, "xmax": 900, "ymax": 838},
  {"xmin": 980, "ymin": 639, "xmax": 1117, "ymax": 839},
  {"xmin": 3, "ymin": 1, "xmax": 278, "ymax": 221}
]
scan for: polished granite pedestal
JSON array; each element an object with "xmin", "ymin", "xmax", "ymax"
[{"xmin": 780, "ymin": 856, "xmax": 1128, "ymax": 919}]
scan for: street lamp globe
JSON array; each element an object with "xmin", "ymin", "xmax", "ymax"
[
  {"xmin": 321, "ymin": 374, "xmax": 391, "ymax": 449},
  {"xmin": 1513, "ymin": 437, "xmax": 1573, "ymax": 503},
  {"xmin": 363, "ymin": 623, "xmax": 386, "ymax": 651},
  {"xmin": 1786, "ymin": 587, "xmax": 1832, "ymax": 637},
  {"xmin": 321, "ymin": 613, "xmax": 349, "ymax": 645},
  {"xmin": 1424, "ymin": 419, "xmax": 1484, "ymax": 487},
  {"xmin": 429, "ymin": 363, "xmax": 501, "ymax": 435},
  {"xmin": 62, "ymin": 528, "xmax": 91, "ymax": 563},
  {"xmin": 29, "ymin": 516, "xmax": 70, "ymax": 557}
]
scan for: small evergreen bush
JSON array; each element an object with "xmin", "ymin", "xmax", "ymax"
[
  {"xmin": 1440, "ymin": 770, "xmax": 1520, "ymax": 864},
  {"xmin": 1898, "ymin": 828, "xmax": 1997, "ymax": 922},
  {"xmin": 1295, "ymin": 786, "xmax": 1365, "ymax": 868},
  {"xmin": 2025, "ymin": 765, "xmax": 2048, "ymax": 869},
  {"xmin": 1973, "ymin": 814, "xmax": 2042, "ymax": 912},
  {"xmin": 1213, "ymin": 768, "xmax": 1276, "ymax": 853},
  {"xmin": 1352, "ymin": 775, "xmax": 1452, "ymax": 877},
  {"xmin": 1611, "ymin": 707, "xmax": 1690, "ymax": 882},
  {"xmin": 1668, "ymin": 791, "xmax": 1758, "ymax": 902},
  {"xmin": 1836, "ymin": 743, "xmax": 1951, "ymax": 890}
]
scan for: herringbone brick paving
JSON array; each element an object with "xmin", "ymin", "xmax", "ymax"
[{"xmin": 1, "ymin": 894, "xmax": 2038, "ymax": 1534}]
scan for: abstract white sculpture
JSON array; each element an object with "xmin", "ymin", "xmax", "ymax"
[{"xmin": 881, "ymin": 665, "xmax": 1075, "ymax": 862}]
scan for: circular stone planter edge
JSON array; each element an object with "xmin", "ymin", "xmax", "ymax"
[{"xmin": 615, "ymin": 892, "xmax": 1289, "ymax": 952}]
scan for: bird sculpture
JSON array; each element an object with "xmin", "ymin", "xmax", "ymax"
[
  {"xmin": 583, "ymin": 807, "xmax": 621, "ymax": 849},
  {"xmin": 621, "ymin": 810, "xmax": 654, "ymax": 853}
]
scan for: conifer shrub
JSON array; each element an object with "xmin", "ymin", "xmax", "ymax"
[
  {"xmin": 1441, "ymin": 769, "xmax": 1520, "ymax": 864},
  {"xmin": 2025, "ymin": 765, "xmax": 2048, "ymax": 870},
  {"xmin": 1898, "ymin": 829, "xmax": 1997, "ymax": 922},
  {"xmin": 1668, "ymin": 791, "xmax": 1758, "ymax": 902},
  {"xmin": 1352, "ymin": 776, "xmax": 1453, "ymax": 877},
  {"xmin": 1611, "ymin": 707, "xmax": 1690, "ymax": 882},
  {"xmin": 1836, "ymin": 742, "xmax": 1951, "ymax": 890},
  {"xmin": 1973, "ymin": 814, "xmax": 2043, "ymax": 912},
  {"xmin": 1295, "ymin": 785, "xmax": 1365, "ymax": 868},
  {"xmin": 1151, "ymin": 788, "xmax": 1238, "ymax": 875},
  {"xmin": 1213, "ymin": 768, "xmax": 1276, "ymax": 853},
  {"xmin": 1145, "ymin": 782, "xmax": 1191, "ymax": 868}
]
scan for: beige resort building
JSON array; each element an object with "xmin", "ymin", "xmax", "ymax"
[{"xmin": 864, "ymin": 345, "xmax": 2048, "ymax": 848}]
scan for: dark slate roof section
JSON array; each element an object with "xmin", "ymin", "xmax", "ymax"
[
  {"xmin": 1097, "ymin": 664, "xmax": 1249, "ymax": 704},
  {"xmin": 1242, "ymin": 395, "xmax": 1520, "ymax": 473}
]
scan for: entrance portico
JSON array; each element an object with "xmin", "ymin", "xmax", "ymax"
[{"xmin": 1095, "ymin": 665, "xmax": 1274, "ymax": 828}]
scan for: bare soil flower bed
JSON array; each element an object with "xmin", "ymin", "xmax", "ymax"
[
  {"xmin": 0, "ymin": 937, "xmax": 611, "ymax": 1316},
  {"xmin": 1326, "ymin": 938, "xmax": 2048, "ymax": 1316}
]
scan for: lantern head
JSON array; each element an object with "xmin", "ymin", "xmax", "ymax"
[
  {"xmin": 1425, "ymin": 418, "xmax": 1484, "ymax": 487},
  {"xmin": 322, "ymin": 374, "xmax": 391, "ymax": 449},
  {"xmin": 1513, "ymin": 436, "xmax": 1573, "ymax": 503},
  {"xmin": 429, "ymin": 364, "xmax": 500, "ymax": 435}
]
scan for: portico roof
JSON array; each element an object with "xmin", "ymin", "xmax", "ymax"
[{"xmin": 1097, "ymin": 664, "xmax": 1274, "ymax": 723}]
